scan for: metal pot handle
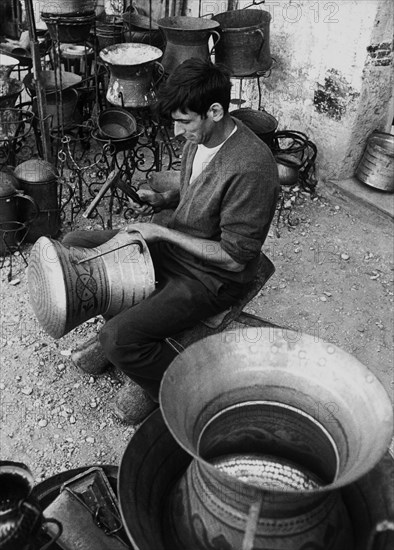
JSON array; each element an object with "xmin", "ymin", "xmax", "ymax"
[
  {"xmin": 39, "ymin": 517, "xmax": 63, "ymax": 549},
  {"xmin": 209, "ymin": 30, "xmax": 221, "ymax": 55},
  {"xmin": 153, "ymin": 61, "xmax": 165, "ymax": 87},
  {"xmin": 15, "ymin": 192, "xmax": 40, "ymax": 225},
  {"xmin": 255, "ymin": 28, "xmax": 265, "ymax": 59}
]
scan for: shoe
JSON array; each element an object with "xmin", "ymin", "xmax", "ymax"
[
  {"xmin": 71, "ymin": 335, "xmax": 110, "ymax": 375},
  {"xmin": 113, "ymin": 381, "xmax": 158, "ymax": 425}
]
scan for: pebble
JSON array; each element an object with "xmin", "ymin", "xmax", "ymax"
[
  {"xmin": 38, "ymin": 419, "xmax": 48, "ymax": 427},
  {"xmin": 9, "ymin": 279, "xmax": 21, "ymax": 286},
  {"xmin": 320, "ymin": 296, "xmax": 327, "ymax": 302},
  {"xmin": 21, "ymin": 387, "xmax": 33, "ymax": 395},
  {"xmin": 323, "ymin": 291, "xmax": 332, "ymax": 297},
  {"xmin": 86, "ymin": 436, "xmax": 95, "ymax": 444},
  {"xmin": 0, "ymin": 383, "xmax": 5, "ymax": 390},
  {"xmin": 57, "ymin": 363, "xmax": 66, "ymax": 372},
  {"xmin": 60, "ymin": 349, "xmax": 72, "ymax": 357},
  {"xmin": 70, "ymin": 416, "xmax": 76, "ymax": 424},
  {"xmin": 340, "ymin": 253, "xmax": 350, "ymax": 260}
]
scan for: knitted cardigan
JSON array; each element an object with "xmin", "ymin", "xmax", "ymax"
[{"xmin": 165, "ymin": 118, "xmax": 279, "ymax": 294}]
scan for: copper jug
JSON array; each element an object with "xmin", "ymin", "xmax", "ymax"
[
  {"xmin": 28, "ymin": 231, "xmax": 155, "ymax": 339},
  {"xmin": 99, "ymin": 43, "xmax": 164, "ymax": 108},
  {"xmin": 157, "ymin": 16, "xmax": 220, "ymax": 75}
]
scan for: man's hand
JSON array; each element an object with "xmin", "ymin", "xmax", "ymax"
[
  {"xmin": 125, "ymin": 222, "xmax": 167, "ymax": 243},
  {"xmin": 127, "ymin": 189, "xmax": 166, "ymax": 216}
]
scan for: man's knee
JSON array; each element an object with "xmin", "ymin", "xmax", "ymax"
[
  {"xmin": 62, "ymin": 231, "xmax": 87, "ymax": 248},
  {"xmin": 99, "ymin": 317, "xmax": 140, "ymax": 361}
]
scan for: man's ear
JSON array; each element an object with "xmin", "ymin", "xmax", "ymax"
[{"xmin": 208, "ymin": 103, "xmax": 224, "ymax": 122}]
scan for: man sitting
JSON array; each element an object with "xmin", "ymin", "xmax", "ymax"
[{"xmin": 63, "ymin": 58, "xmax": 279, "ymax": 424}]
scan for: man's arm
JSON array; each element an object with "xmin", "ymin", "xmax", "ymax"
[{"xmin": 125, "ymin": 223, "xmax": 245, "ymax": 272}]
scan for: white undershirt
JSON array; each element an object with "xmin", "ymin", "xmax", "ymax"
[{"xmin": 190, "ymin": 125, "xmax": 237, "ymax": 184}]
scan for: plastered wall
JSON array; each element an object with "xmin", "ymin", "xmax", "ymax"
[{"xmin": 195, "ymin": 0, "xmax": 394, "ymax": 181}]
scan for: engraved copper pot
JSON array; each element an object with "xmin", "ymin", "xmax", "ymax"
[
  {"xmin": 99, "ymin": 43, "xmax": 164, "ymax": 108},
  {"xmin": 119, "ymin": 328, "xmax": 393, "ymax": 550},
  {"xmin": 27, "ymin": 231, "xmax": 155, "ymax": 339}
]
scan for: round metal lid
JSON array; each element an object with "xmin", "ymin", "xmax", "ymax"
[{"xmin": 14, "ymin": 159, "xmax": 57, "ymax": 183}]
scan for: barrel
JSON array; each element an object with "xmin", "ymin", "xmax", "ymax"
[{"xmin": 355, "ymin": 131, "xmax": 394, "ymax": 192}]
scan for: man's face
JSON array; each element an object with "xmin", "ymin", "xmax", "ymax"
[{"xmin": 171, "ymin": 108, "xmax": 215, "ymax": 146}]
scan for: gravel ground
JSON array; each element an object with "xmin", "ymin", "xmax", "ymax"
[{"xmin": 0, "ymin": 175, "xmax": 393, "ymax": 484}]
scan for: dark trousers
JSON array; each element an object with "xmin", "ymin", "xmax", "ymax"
[{"xmin": 62, "ymin": 230, "xmax": 243, "ymax": 401}]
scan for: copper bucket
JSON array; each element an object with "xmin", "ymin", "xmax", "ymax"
[
  {"xmin": 212, "ymin": 9, "xmax": 272, "ymax": 76},
  {"xmin": 27, "ymin": 230, "xmax": 155, "ymax": 339},
  {"xmin": 355, "ymin": 131, "xmax": 394, "ymax": 192},
  {"xmin": 117, "ymin": 328, "xmax": 393, "ymax": 550}
]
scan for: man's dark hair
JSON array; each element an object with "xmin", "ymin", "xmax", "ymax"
[{"xmin": 156, "ymin": 58, "xmax": 232, "ymax": 119}]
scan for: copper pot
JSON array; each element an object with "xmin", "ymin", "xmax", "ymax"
[
  {"xmin": 27, "ymin": 231, "xmax": 155, "ymax": 339},
  {"xmin": 157, "ymin": 16, "xmax": 220, "ymax": 75},
  {"xmin": 14, "ymin": 159, "xmax": 72, "ymax": 242},
  {"xmin": 212, "ymin": 9, "xmax": 272, "ymax": 76},
  {"xmin": 0, "ymin": 171, "xmax": 39, "ymax": 255},
  {"xmin": 99, "ymin": 43, "xmax": 164, "ymax": 108},
  {"xmin": 355, "ymin": 131, "xmax": 394, "ymax": 192},
  {"xmin": 158, "ymin": 328, "xmax": 393, "ymax": 549}
]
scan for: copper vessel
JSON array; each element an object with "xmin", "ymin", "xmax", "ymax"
[
  {"xmin": 0, "ymin": 461, "xmax": 61, "ymax": 549},
  {"xmin": 99, "ymin": 43, "xmax": 163, "ymax": 108},
  {"xmin": 14, "ymin": 159, "xmax": 66, "ymax": 242},
  {"xmin": 355, "ymin": 131, "xmax": 394, "ymax": 192},
  {"xmin": 0, "ymin": 171, "xmax": 39, "ymax": 255},
  {"xmin": 27, "ymin": 230, "xmax": 155, "ymax": 339},
  {"xmin": 118, "ymin": 328, "xmax": 393, "ymax": 549},
  {"xmin": 212, "ymin": 9, "xmax": 272, "ymax": 76},
  {"xmin": 157, "ymin": 16, "xmax": 220, "ymax": 75}
]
